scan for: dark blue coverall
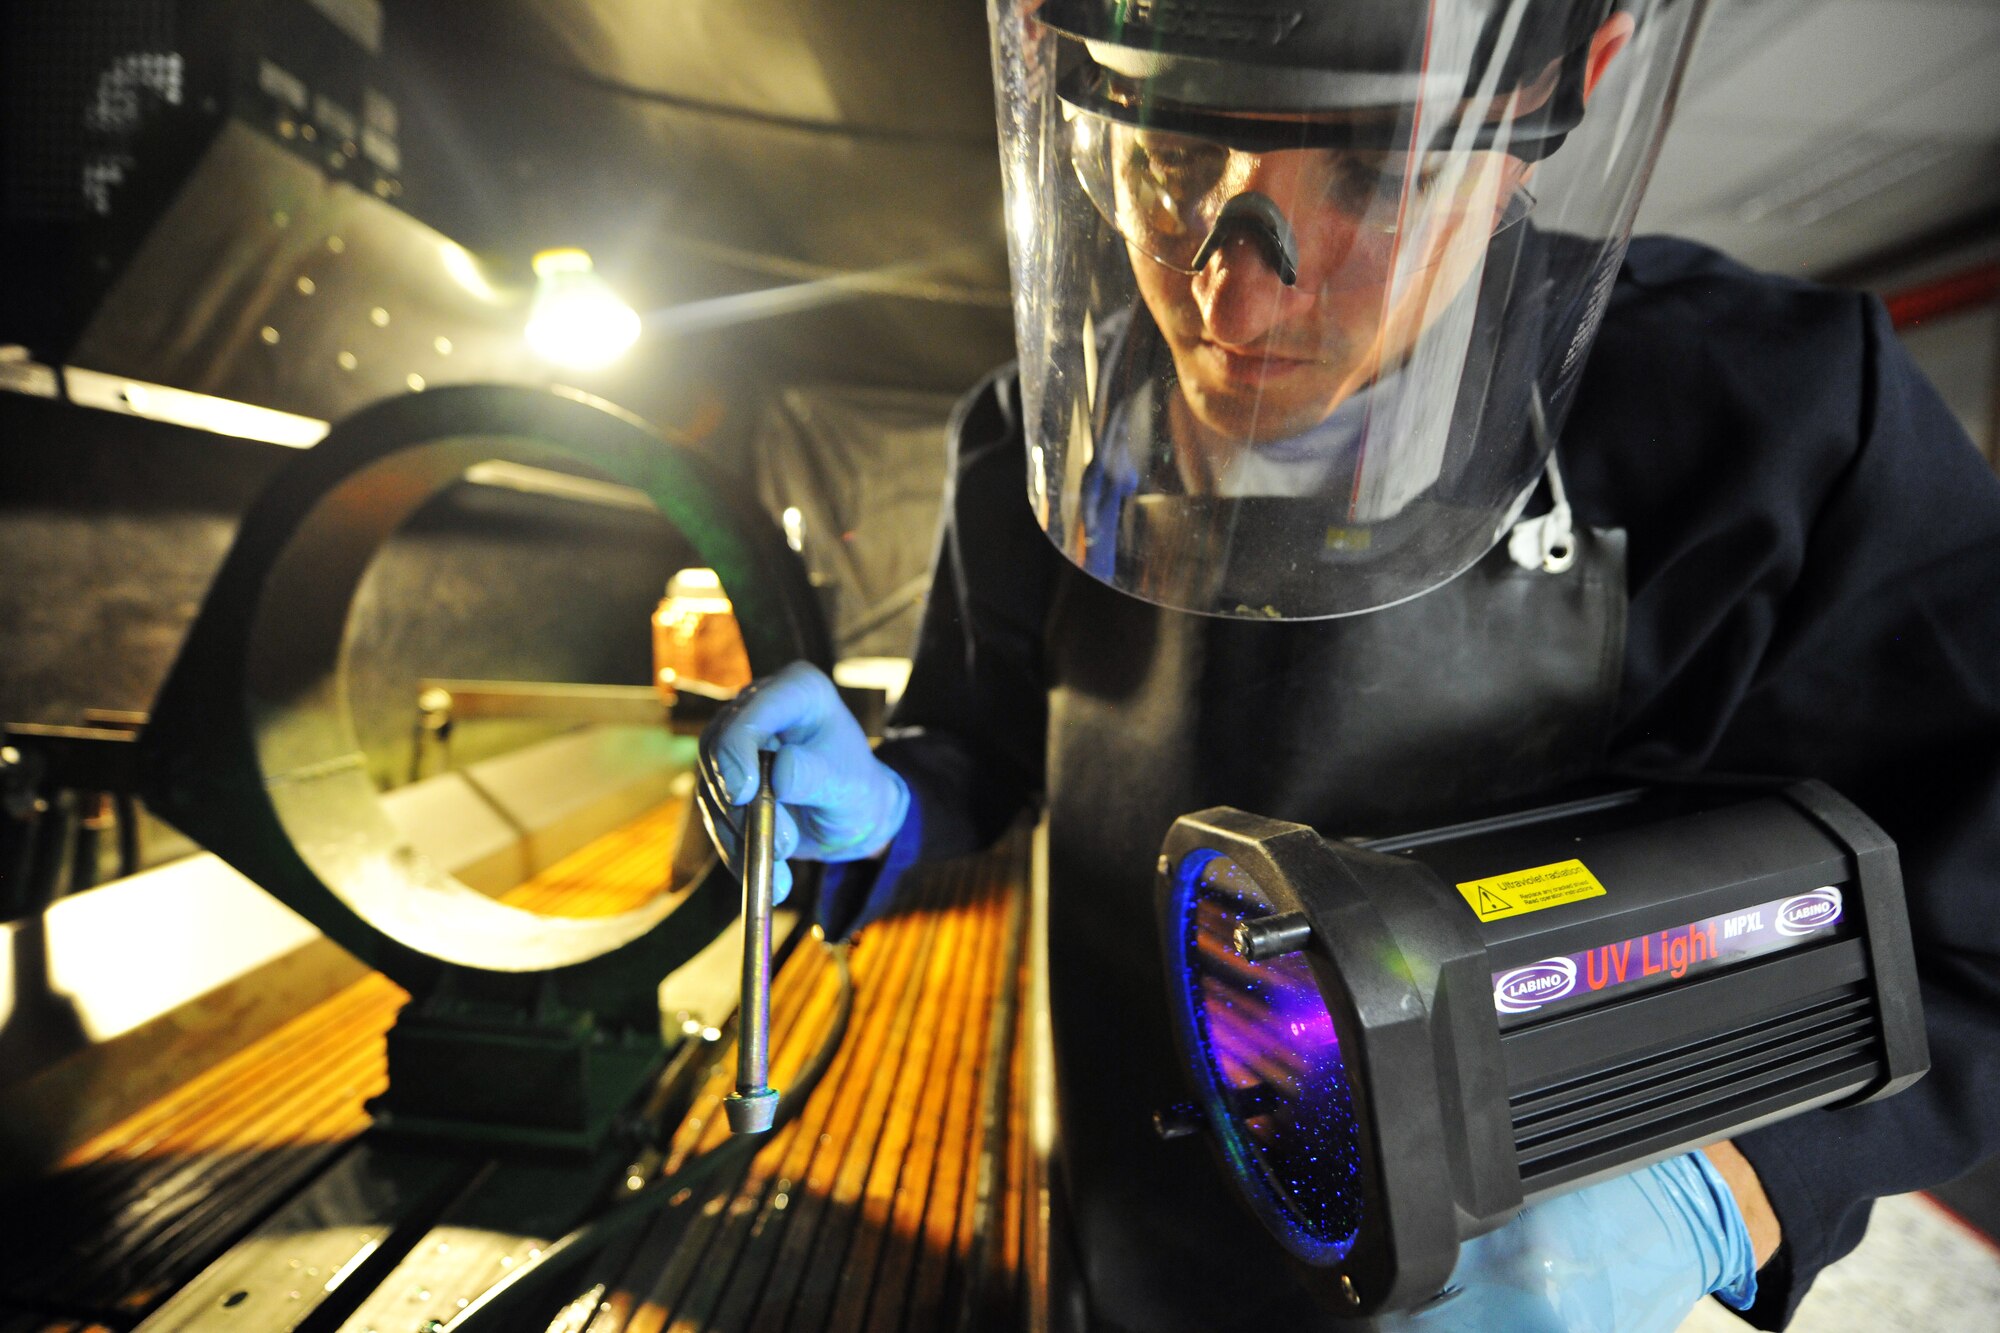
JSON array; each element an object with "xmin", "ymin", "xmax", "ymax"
[{"xmin": 826, "ymin": 236, "xmax": 2000, "ymax": 1329}]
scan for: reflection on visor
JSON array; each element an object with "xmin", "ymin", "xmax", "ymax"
[
  {"xmin": 1174, "ymin": 851, "xmax": 1363, "ymax": 1262},
  {"xmin": 1067, "ymin": 107, "xmax": 1534, "ymax": 282}
]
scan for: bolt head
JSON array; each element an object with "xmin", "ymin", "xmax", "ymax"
[
  {"xmin": 724, "ymin": 1087, "xmax": 780, "ymax": 1134},
  {"xmin": 1232, "ymin": 911, "xmax": 1312, "ymax": 962}
]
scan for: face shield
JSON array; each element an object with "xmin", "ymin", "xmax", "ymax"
[{"xmin": 990, "ymin": 0, "xmax": 1707, "ymax": 619}]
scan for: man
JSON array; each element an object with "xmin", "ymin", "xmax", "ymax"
[{"xmin": 702, "ymin": 2, "xmax": 2000, "ymax": 1328}]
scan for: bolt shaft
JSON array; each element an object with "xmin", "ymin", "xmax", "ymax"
[
  {"xmin": 726, "ymin": 749, "xmax": 781, "ymax": 1133},
  {"xmin": 1233, "ymin": 911, "xmax": 1313, "ymax": 962}
]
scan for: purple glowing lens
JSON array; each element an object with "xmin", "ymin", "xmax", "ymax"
[{"xmin": 1178, "ymin": 853, "xmax": 1363, "ymax": 1262}]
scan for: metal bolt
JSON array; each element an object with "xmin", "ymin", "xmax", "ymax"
[
  {"xmin": 726, "ymin": 749, "xmax": 782, "ymax": 1135},
  {"xmin": 1233, "ymin": 911, "xmax": 1313, "ymax": 962},
  {"xmin": 1157, "ymin": 854, "xmax": 1171, "ymax": 875},
  {"xmin": 1339, "ymin": 1274, "xmax": 1359, "ymax": 1306},
  {"xmin": 0, "ymin": 746, "xmax": 19, "ymax": 768}
]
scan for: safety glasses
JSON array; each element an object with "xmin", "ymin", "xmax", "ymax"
[{"xmin": 1066, "ymin": 105, "xmax": 1536, "ymax": 281}]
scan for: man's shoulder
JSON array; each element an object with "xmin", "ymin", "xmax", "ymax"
[
  {"xmin": 1581, "ymin": 234, "xmax": 1874, "ymax": 452},
  {"xmin": 1566, "ymin": 237, "xmax": 1879, "ymax": 541},
  {"xmin": 1618, "ymin": 233, "xmax": 1807, "ymax": 292},
  {"xmin": 1606, "ymin": 234, "xmax": 1866, "ymax": 347}
]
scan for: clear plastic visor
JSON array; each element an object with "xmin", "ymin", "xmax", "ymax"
[{"xmin": 989, "ymin": 0, "xmax": 1707, "ymax": 619}]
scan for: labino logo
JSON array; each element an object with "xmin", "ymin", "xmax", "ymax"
[
  {"xmin": 1493, "ymin": 958, "xmax": 1578, "ymax": 1014},
  {"xmin": 1776, "ymin": 887, "xmax": 1844, "ymax": 937}
]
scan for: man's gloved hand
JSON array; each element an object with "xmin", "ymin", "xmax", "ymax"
[
  {"xmin": 1375, "ymin": 1151, "xmax": 1757, "ymax": 1333},
  {"xmin": 697, "ymin": 661, "xmax": 911, "ymax": 904}
]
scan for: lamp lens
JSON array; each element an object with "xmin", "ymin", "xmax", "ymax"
[{"xmin": 1177, "ymin": 852, "xmax": 1363, "ymax": 1262}]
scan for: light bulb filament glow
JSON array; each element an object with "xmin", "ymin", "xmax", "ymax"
[{"xmin": 525, "ymin": 248, "xmax": 641, "ymax": 370}]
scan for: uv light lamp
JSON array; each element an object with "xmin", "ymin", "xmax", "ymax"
[{"xmin": 1156, "ymin": 781, "xmax": 1927, "ymax": 1316}]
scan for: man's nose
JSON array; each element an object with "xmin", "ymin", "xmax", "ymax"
[{"xmin": 1192, "ymin": 234, "xmax": 1308, "ymax": 347}]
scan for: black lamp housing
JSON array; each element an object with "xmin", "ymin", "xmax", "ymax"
[{"xmin": 1155, "ymin": 781, "xmax": 1927, "ymax": 1316}]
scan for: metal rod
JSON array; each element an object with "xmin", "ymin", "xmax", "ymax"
[{"xmin": 725, "ymin": 749, "xmax": 781, "ymax": 1133}]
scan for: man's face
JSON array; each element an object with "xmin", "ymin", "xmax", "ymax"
[
  {"xmin": 1119, "ymin": 138, "xmax": 1529, "ymax": 449},
  {"xmin": 1100, "ymin": 8, "xmax": 1640, "ymax": 456}
]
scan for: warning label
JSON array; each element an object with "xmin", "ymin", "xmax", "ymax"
[{"xmin": 1457, "ymin": 858, "xmax": 1606, "ymax": 923}]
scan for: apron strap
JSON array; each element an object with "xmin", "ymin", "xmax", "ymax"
[
  {"xmin": 1508, "ymin": 448, "xmax": 1578, "ymax": 573},
  {"xmin": 1509, "ymin": 387, "xmax": 1577, "ymax": 573}
]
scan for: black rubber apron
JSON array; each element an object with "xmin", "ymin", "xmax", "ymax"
[{"xmin": 1042, "ymin": 520, "xmax": 1627, "ymax": 1331}]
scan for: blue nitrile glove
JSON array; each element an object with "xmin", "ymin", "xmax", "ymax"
[
  {"xmin": 697, "ymin": 660, "xmax": 911, "ymax": 904},
  {"xmin": 1375, "ymin": 1152, "xmax": 1757, "ymax": 1333}
]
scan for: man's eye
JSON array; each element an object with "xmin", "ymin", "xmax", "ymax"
[
  {"xmin": 1324, "ymin": 156, "xmax": 1393, "ymax": 209},
  {"xmin": 1134, "ymin": 143, "xmax": 1225, "ymax": 194},
  {"xmin": 1324, "ymin": 154, "xmax": 1437, "ymax": 211}
]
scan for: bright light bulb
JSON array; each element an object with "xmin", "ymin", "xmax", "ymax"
[{"xmin": 524, "ymin": 248, "xmax": 641, "ymax": 370}]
